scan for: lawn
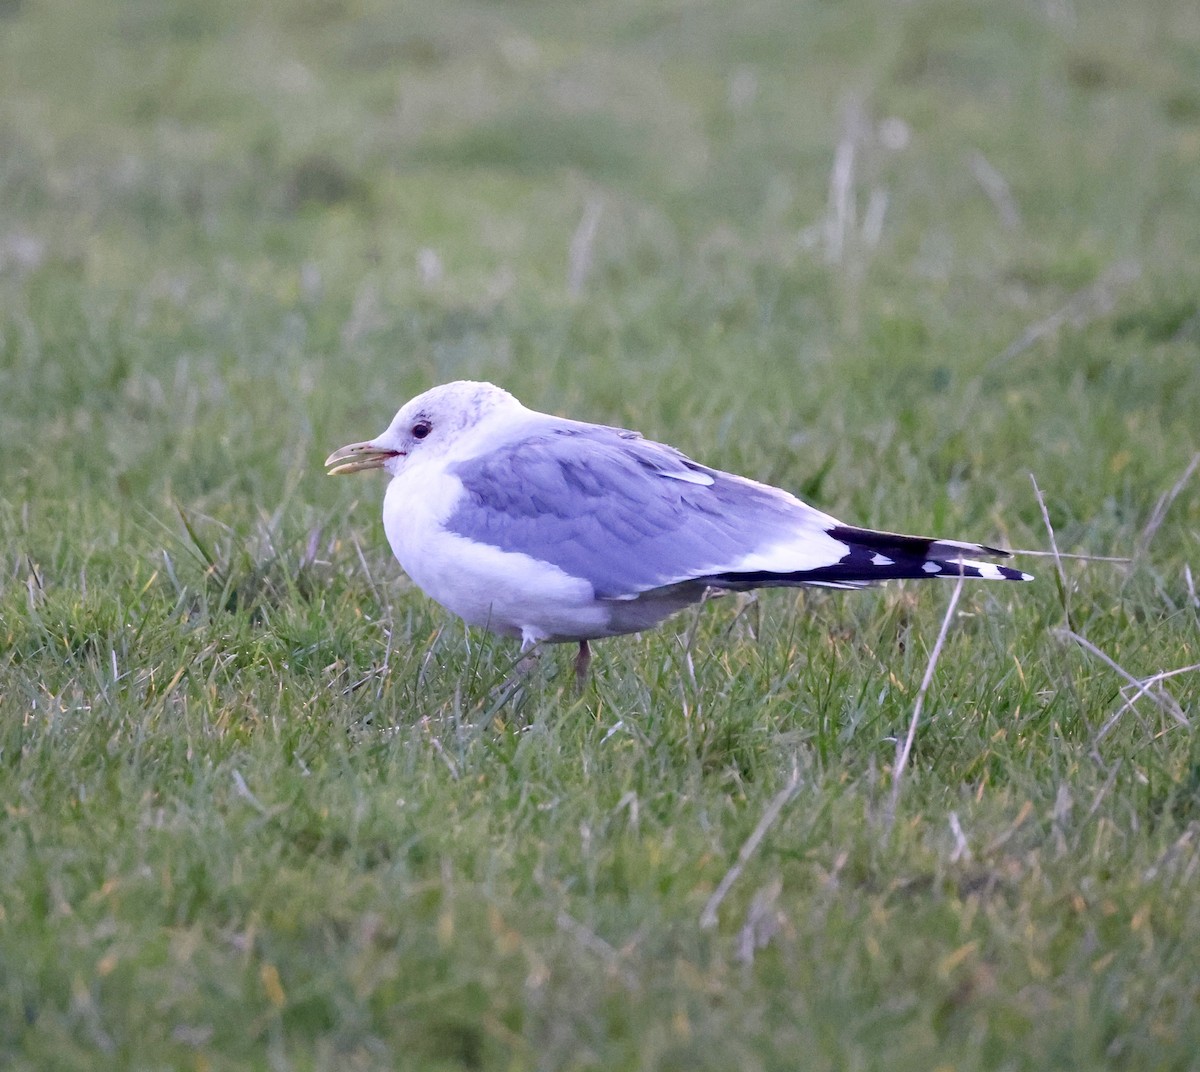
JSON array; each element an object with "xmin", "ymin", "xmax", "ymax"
[{"xmin": 2, "ymin": 0, "xmax": 1199, "ymax": 1069}]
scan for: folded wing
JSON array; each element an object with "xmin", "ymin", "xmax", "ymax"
[{"xmin": 446, "ymin": 424, "xmax": 1030, "ymax": 600}]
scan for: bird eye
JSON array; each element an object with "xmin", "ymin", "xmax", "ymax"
[{"xmin": 412, "ymin": 421, "xmax": 431, "ymax": 440}]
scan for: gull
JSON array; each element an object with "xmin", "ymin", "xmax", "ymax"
[{"xmin": 326, "ymin": 381, "xmax": 1031, "ymax": 686}]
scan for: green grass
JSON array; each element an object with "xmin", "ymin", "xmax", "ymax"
[{"xmin": 2, "ymin": 0, "xmax": 1199, "ymax": 1068}]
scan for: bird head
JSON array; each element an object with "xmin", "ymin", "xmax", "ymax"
[{"xmin": 325, "ymin": 380, "xmax": 520, "ymax": 477}]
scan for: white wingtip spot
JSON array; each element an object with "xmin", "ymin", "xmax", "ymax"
[
  {"xmin": 871, "ymin": 553, "xmax": 894, "ymax": 566},
  {"xmin": 922, "ymin": 561, "xmax": 942, "ymax": 574}
]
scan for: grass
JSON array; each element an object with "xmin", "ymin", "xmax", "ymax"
[{"xmin": 2, "ymin": 0, "xmax": 1199, "ymax": 1068}]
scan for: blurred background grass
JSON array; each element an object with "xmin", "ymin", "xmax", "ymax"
[{"xmin": 2, "ymin": 1, "xmax": 1199, "ymax": 1069}]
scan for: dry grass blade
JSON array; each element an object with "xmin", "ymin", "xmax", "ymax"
[
  {"xmin": 1094, "ymin": 661, "xmax": 1200, "ymax": 750},
  {"xmin": 700, "ymin": 761, "xmax": 802, "ymax": 929},
  {"xmin": 1060, "ymin": 629, "xmax": 1190, "ymax": 734},
  {"xmin": 825, "ymin": 129, "xmax": 856, "ymax": 264},
  {"xmin": 1029, "ymin": 473, "xmax": 1072, "ymax": 628},
  {"xmin": 1007, "ymin": 549, "xmax": 1130, "ymax": 563},
  {"xmin": 991, "ymin": 259, "xmax": 1141, "ymax": 367},
  {"xmin": 824, "ymin": 98, "xmax": 871, "ymax": 265},
  {"xmin": 231, "ymin": 769, "xmax": 269, "ymax": 815},
  {"xmin": 1134, "ymin": 452, "xmax": 1200, "ymax": 564},
  {"xmin": 556, "ymin": 912, "xmax": 637, "ymax": 989},
  {"xmin": 969, "ymin": 150, "xmax": 1021, "ymax": 229},
  {"xmin": 1091, "ymin": 658, "xmax": 1200, "ymax": 750},
  {"xmin": 887, "ymin": 575, "xmax": 965, "ymax": 827},
  {"xmin": 567, "ymin": 198, "xmax": 604, "ymax": 299},
  {"xmin": 948, "ymin": 812, "xmax": 971, "ymax": 863},
  {"xmin": 1130, "ymin": 662, "xmax": 1200, "ymax": 691}
]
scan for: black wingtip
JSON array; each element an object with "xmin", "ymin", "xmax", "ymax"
[{"xmin": 704, "ymin": 526, "xmax": 1033, "ymax": 590}]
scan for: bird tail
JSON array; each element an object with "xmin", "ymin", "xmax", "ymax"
[{"xmin": 705, "ymin": 524, "xmax": 1033, "ymax": 591}]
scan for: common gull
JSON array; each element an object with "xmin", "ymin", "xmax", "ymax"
[{"xmin": 326, "ymin": 381, "xmax": 1031, "ymax": 683}]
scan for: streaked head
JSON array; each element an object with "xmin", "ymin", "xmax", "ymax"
[{"xmin": 325, "ymin": 380, "xmax": 521, "ymax": 476}]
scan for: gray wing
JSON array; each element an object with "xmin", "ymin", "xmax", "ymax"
[{"xmin": 445, "ymin": 424, "xmax": 821, "ymax": 599}]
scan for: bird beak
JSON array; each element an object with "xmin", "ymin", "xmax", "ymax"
[{"xmin": 324, "ymin": 440, "xmax": 402, "ymax": 475}]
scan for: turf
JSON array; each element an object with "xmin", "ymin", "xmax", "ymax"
[{"xmin": 2, "ymin": 0, "xmax": 1199, "ymax": 1069}]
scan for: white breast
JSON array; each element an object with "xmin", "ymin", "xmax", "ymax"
[{"xmin": 380, "ymin": 462, "xmax": 608, "ymax": 643}]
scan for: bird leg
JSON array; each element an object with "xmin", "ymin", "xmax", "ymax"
[
  {"xmin": 490, "ymin": 633, "xmax": 540, "ymax": 697},
  {"xmin": 513, "ymin": 649, "xmax": 541, "ymax": 677},
  {"xmin": 573, "ymin": 639, "xmax": 592, "ymax": 692}
]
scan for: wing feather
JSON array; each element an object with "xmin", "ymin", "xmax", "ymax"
[
  {"xmin": 446, "ymin": 425, "xmax": 840, "ymax": 598},
  {"xmin": 444, "ymin": 421, "xmax": 1030, "ymax": 598}
]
